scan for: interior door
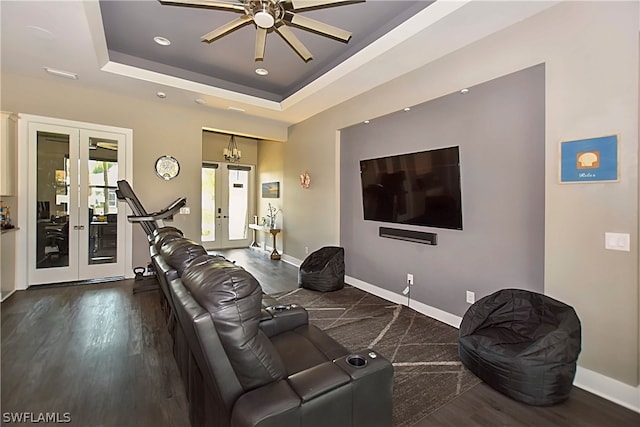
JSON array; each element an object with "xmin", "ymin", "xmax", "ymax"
[
  {"xmin": 201, "ymin": 162, "xmax": 254, "ymax": 250},
  {"xmin": 28, "ymin": 123, "xmax": 127, "ymax": 285}
]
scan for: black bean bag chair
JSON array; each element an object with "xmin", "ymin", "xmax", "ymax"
[
  {"xmin": 459, "ymin": 288, "xmax": 581, "ymax": 406},
  {"xmin": 298, "ymin": 246, "xmax": 345, "ymax": 292}
]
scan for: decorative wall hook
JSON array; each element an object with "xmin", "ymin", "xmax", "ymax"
[{"xmin": 300, "ymin": 171, "xmax": 310, "ymax": 189}]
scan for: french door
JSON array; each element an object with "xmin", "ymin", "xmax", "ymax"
[
  {"xmin": 201, "ymin": 162, "xmax": 254, "ymax": 250},
  {"xmin": 27, "ymin": 120, "xmax": 130, "ymax": 285}
]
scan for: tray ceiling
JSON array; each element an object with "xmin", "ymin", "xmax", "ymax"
[
  {"xmin": 100, "ymin": 0, "xmax": 432, "ymax": 102},
  {"xmin": 0, "ymin": 0, "xmax": 559, "ymax": 125}
]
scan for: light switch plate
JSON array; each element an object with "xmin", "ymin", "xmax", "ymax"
[{"xmin": 605, "ymin": 232, "xmax": 630, "ymax": 251}]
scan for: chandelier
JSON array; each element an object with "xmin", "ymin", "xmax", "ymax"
[{"xmin": 223, "ymin": 134, "xmax": 241, "ymax": 162}]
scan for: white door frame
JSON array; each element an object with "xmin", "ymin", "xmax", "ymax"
[{"xmin": 16, "ymin": 114, "xmax": 133, "ymax": 289}]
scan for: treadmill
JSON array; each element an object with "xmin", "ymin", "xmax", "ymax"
[{"xmin": 116, "ymin": 179, "xmax": 186, "ymax": 293}]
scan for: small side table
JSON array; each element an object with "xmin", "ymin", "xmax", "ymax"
[
  {"xmin": 269, "ymin": 228, "xmax": 281, "ymax": 260},
  {"xmin": 249, "ymin": 225, "xmax": 260, "ymax": 247},
  {"xmin": 248, "ymin": 224, "xmax": 281, "ymax": 260}
]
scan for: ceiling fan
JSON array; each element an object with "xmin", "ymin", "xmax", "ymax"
[{"xmin": 158, "ymin": 0, "xmax": 364, "ymax": 61}]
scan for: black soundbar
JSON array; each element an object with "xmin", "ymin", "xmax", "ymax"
[{"xmin": 379, "ymin": 227, "xmax": 438, "ymax": 245}]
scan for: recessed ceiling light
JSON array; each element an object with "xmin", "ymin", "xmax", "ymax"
[
  {"xmin": 403, "ymin": 107, "xmax": 411, "ymax": 112},
  {"xmin": 364, "ymin": 120, "xmax": 370, "ymax": 124},
  {"xmin": 460, "ymin": 88, "xmax": 470, "ymax": 95},
  {"xmin": 154, "ymin": 36, "xmax": 171, "ymax": 46},
  {"xmin": 255, "ymin": 68, "xmax": 269, "ymax": 76},
  {"xmin": 157, "ymin": 92, "xmax": 167, "ymax": 98},
  {"xmin": 44, "ymin": 67, "xmax": 78, "ymax": 80},
  {"xmin": 194, "ymin": 98, "xmax": 207, "ymax": 105}
]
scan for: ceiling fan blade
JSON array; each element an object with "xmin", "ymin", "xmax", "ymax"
[
  {"xmin": 159, "ymin": 0, "xmax": 246, "ymax": 11},
  {"xmin": 255, "ymin": 27, "xmax": 267, "ymax": 60},
  {"xmin": 289, "ymin": 0, "xmax": 364, "ymax": 11},
  {"xmin": 275, "ymin": 24, "xmax": 312, "ymax": 61},
  {"xmin": 285, "ymin": 12, "xmax": 351, "ymax": 42},
  {"xmin": 201, "ymin": 15, "xmax": 252, "ymax": 42}
]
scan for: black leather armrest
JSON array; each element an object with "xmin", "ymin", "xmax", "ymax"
[
  {"xmin": 259, "ymin": 305, "xmax": 308, "ymax": 337},
  {"xmin": 333, "ymin": 350, "xmax": 393, "ymax": 380},
  {"xmin": 261, "ymin": 293, "xmax": 279, "ymax": 308},
  {"xmin": 287, "ymin": 361, "xmax": 351, "ymax": 402},
  {"xmin": 333, "ymin": 350, "xmax": 394, "ymax": 427},
  {"xmin": 231, "ymin": 380, "xmax": 301, "ymax": 427},
  {"xmin": 260, "ymin": 308, "xmax": 272, "ymax": 322}
]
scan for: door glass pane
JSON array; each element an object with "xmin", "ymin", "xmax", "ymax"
[
  {"xmin": 201, "ymin": 166, "xmax": 216, "ymax": 242},
  {"xmin": 228, "ymin": 169, "xmax": 248, "ymax": 240},
  {"xmin": 87, "ymin": 138, "xmax": 118, "ymax": 265},
  {"xmin": 36, "ymin": 132, "xmax": 70, "ymax": 269}
]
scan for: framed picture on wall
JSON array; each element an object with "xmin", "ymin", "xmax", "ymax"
[
  {"xmin": 262, "ymin": 182, "xmax": 280, "ymax": 198},
  {"xmin": 560, "ymin": 134, "xmax": 619, "ymax": 183}
]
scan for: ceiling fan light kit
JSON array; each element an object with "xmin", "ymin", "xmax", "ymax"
[
  {"xmin": 159, "ymin": 0, "xmax": 362, "ymax": 61},
  {"xmin": 248, "ymin": 0, "xmax": 283, "ymax": 28},
  {"xmin": 254, "ymin": 10, "xmax": 274, "ymax": 28}
]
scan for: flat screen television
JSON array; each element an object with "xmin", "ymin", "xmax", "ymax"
[{"xmin": 359, "ymin": 146, "xmax": 463, "ymax": 230}]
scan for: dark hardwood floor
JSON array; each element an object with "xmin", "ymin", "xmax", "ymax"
[
  {"xmin": 2, "ymin": 248, "xmax": 638, "ymax": 426},
  {"xmin": 416, "ymin": 382, "xmax": 639, "ymax": 427},
  {"xmin": 1, "ymin": 280, "xmax": 188, "ymax": 427}
]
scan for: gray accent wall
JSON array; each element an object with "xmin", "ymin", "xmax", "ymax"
[{"xmin": 340, "ymin": 64, "xmax": 545, "ymax": 317}]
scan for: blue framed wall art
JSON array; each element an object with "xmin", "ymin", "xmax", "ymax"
[{"xmin": 560, "ymin": 134, "xmax": 619, "ymax": 183}]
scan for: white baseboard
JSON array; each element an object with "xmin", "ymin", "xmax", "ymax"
[
  {"xmin": 281, "ymin": 254, "xmax": 301, "ymax": 267},
  {"xmin": 344, "ymin": 274, "xmax": 640, "ymax": 413},
  {"xmin": 1, "ymin": 289, "xmax": 17, "ymax": 302},
  {"xmin": 346, "ymin": 275, "xmax": 407, "ymax": 306},
  {"xmin": 406, "ymin": 297, "xmax": 463, "ymax": 328},
  {"xmin": 345, "ymin": 275, "xmax": 462, "ymax": 328},
  {"xmin": 574, "ymin": 366, "xmax": 640, "ymax": 413}
]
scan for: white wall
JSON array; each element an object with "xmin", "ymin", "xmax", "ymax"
[{"xmin": 256, "ymin": 140, "xmax": 284, "ymax": 252}]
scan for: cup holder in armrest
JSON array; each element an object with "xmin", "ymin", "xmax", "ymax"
[
  {"xmin": 346, "ymin": 354, "xmax": 367, "ymax": 368},
  {"xmin": 260, "ymin": 304, "xmax": 308, "ymax": 337}
]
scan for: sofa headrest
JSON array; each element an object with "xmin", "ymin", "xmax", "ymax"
[
  {"xmin": 153, "ymin": 226, "xmax": 183, "ymax": 239},
  {"xmin": 154, "ymin": 230, "xmax": 184, "ymax": 252},
  {"xmin": 161, "ymin": 238, "xmax": 208, "ymax": 276},
  {"xmin": 181, "ymin": 255, "xmax": 285, "ymax": 391}
]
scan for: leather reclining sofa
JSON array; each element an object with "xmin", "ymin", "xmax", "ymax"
[{"xmin": 147, "ymin": 227, "xmax": 394, "ymax": 427}]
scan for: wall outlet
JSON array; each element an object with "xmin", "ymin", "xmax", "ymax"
[
  {"xmin": 305, "ymin": 246, "xmax": 309, "ymax": 255},
  {"xmin": 179, "ymin": 207, "xmax": 190, "ymax": 215},
  {"xmin": 466, "ymin": 291, "xmax": 475, "ymax": 304},
  {"xmin": 407, "ymin": 273, "xmax": 414, "ymax": 285}
]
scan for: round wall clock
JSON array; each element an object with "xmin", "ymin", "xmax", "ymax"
[{"xmin": 155, "ymin": 155, "xmax": 180, "ymax": 180}]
